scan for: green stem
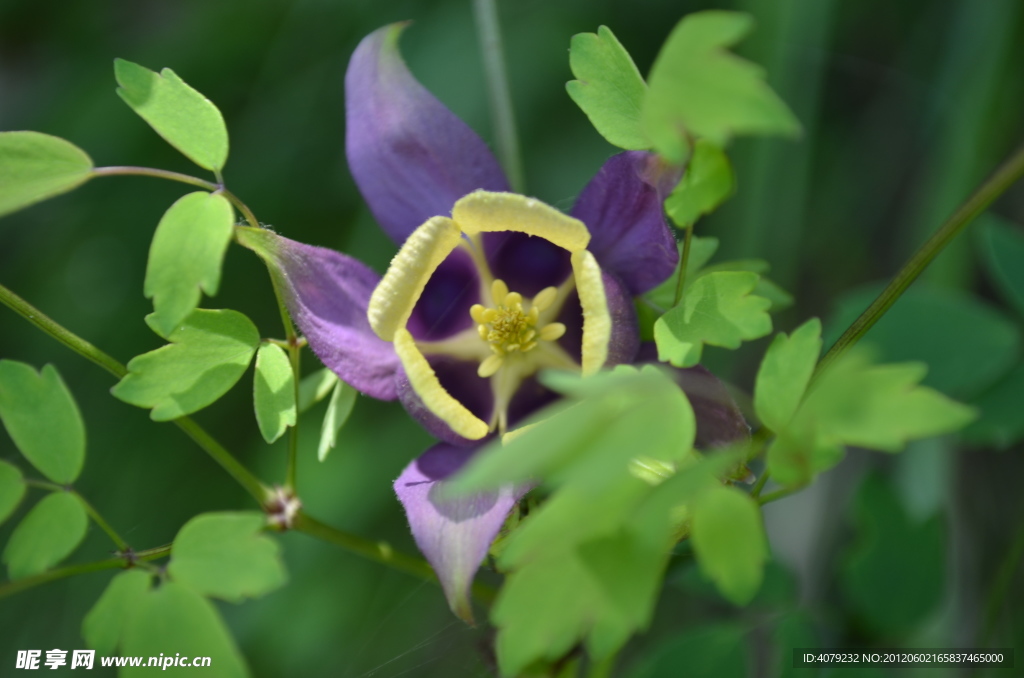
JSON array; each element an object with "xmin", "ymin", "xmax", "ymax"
[
  {"xmin": 586, "ymin": 652, "xmax": 617, "ymax": 678},
  {"xmin": 817, "ymin": 139, "xmax": 1024, "ymax": 375},
  {"xmin": 979, "ymin": 510, "xmax": 1024, "ymax": 647},
  {"xmin": 0, "ymin": 282, "xmax": 270, "ymax": 505},
  {"xmin": 292, "ymin": 511, "xmax": 497, "ymax": 607},
  {"xmin": 473, "ymin": 0, "xmax": 525, "ymax": 193},
  {"xmin": 284, "ymin": 341, "xmax": 301, "ymax": 490},
  {"xmin": 758, "ymin": 486, "xmax": 799, "ymax": 506},
  {"xmin": 672, "ymin": 223, "xmax": 695, "ymax": 307},
  {"xmin": 92, "ymin": 166, "xmax": 260, "ymax": 229},
  {"xmin": 0, "ymin": 282, "xmax": 126, "ymax": 379},
  {"xmin": 74, "ymin": 491, "xmax": 130, "ymax": 552},
  {"xmin": 750, "ymin": 470, "xmax": 770, "ymax": 500},
  {"xmin": 0, "ymin": 545, "xmax": 171, "ymax": 600}
]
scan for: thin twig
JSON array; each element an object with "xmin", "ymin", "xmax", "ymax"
[{"xmin": 473, "ymin": 0, "xmax": 525, "ymax": 193}]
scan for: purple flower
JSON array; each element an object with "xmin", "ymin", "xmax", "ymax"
[{"xmin": 237, "ymin": 23, "xmax": 746, "ymax": 622}]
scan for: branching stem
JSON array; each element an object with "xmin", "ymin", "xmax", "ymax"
[{"xmin": 0, "ymin": 545, "xmax": 171, "ymax": 600}]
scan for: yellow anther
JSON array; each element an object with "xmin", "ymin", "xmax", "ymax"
[
  {"xmin": 491, "ymin": 279, "xmax": 508, "ymax": 303},
  {"xmin": 539, "ymin": 322, "xmax": 566, "ymax": 341},
  {"xmin": 469, "ymin": 278, "xmax": 571, "ymax": 379},
  {"xmin": 532, "ymin": 286, "xmax": 557, "ymax": 312},
  {"xmin": 478, "ymin": 354, "xmax": 504, "ymax": 378}
]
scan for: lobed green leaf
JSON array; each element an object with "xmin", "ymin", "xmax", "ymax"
[
  {"xmin": 120, "ymin": 582, "xmax": 249, "ymax": 677},
  {"xmin": 253, "ymin": 343, "xmax": 296, "ymax": 444},
  {"xmin": 664, "ymin": 139, "xmax": 734, "ymax": 227},
  {"xmin": 317, "ymin": 379, "xmax": 357, "ymax": 462},
  {"xmin": 0, "ymin": 131, "xmax": 94, "ymax": 218},
  {"xmin": 115, "ymin": 59, "xmax": 229, "ymax": 171},
  {"xmin": 689, "ymin": 485, "xmax": 767, "ymax": 605},
  {"xmin": 168, "ymin": 512, "xmax": 286, "ymax": 603},
  {"xmin": 144, "ymin": 191, "xmax": 235, "ymax": 339},
  {"xmin": 83, "ymin": 570, "xmax": 153, "ymax": 656},
  {"xmin": 754, "ymin": 318, "xmax": 822, "ymax": 432},
  {"xmin": 654, "ymin": 271, "xmax": 772, "ymax": 367},
  {"xmin": 3, "ymin": 491, "xmax": 87, "ymax": 579},
  {"xmin": 979, "ymin": 217, "xmax": 1024, "ymax": 319},
  {"xmin": 112, "ymin": 309, "xmax": 260, "ymax": 421},
  {"xmin": 0, "ymin": 361, "xmax": 86, "ymax": 484},
  {"xmin": 566, "ymin": 26, "xmax": 649, "ymax": 150},
  {"xmin": 641, "ymin": 10, "xmax": 800, "ymax": 164},
  {"xmin": 0, "ymin": 460, "xmax": 26, "ymax": 525}
]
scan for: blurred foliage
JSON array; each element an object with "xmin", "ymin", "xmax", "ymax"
[{"xmin": 1, "ymin": 0, "xmax": 1024, "ymax": 676}]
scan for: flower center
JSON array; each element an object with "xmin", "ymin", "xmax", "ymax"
[{"xmin": 469, "ymin": 279, "xmax": 566, "ymax": 378}]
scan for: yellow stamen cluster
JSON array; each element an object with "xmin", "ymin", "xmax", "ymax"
[{"xmin": 469, "ymin": 279, "xmax": 566, "ymax": 378}]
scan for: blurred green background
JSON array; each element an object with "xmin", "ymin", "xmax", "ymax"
[{"xmin": 1, "ymin": 0, "xmax": 1023, "ymax": 675}]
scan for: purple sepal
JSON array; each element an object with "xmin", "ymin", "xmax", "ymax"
[
  {"xmin": 396, "ymin": 357, "xmax": 494, "ymax": 446},
  {"xmin": 636, "ymin": 343, "xmax": 749, "ymax": 448},
  {"xmin": 407, "ymin": 248, "xmax": 480, "ymax": 342},
  {"xmin": 346, "ymin": 24, "xmax": 509, "ymax": 244},
  {"xmin": 572, "ymin": 152, "xmax": 680, "ymax": 295},
  {"xmin": 235, "ymin": 228, "xmax": 400, "ymax": 400},
  {"xmin": 395, "ymin": 443, "xmax": 522, "ymax": 623}
]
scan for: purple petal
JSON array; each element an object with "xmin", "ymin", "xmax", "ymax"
[
  {"xmin": 636, "ymin": 343, "xmax": 750, "ymax": 448},
  {"xmin": 407, "ymin": 247, "xmax": 480, "ymax": 342},
  {"xmin": 397, "ymin": 356, "xmax": 494, "ymax": 446},
  {"xmin": 346, "ymin": 24, "xmax": 509, "ymax": 244},
  {"xmin": 572, "ymin": 151, "xmax": 680, "ymax": 295},
  {"xmin": 482, "ymin": 231, "xmax": 572, "ymax": 297},
  {"xmin": 235, "ymin": 228, "xmax": 400, "ymax": 400},
  {"xmin": 395, "ymin": 443, "xmax": 521, "ymax": 622}
]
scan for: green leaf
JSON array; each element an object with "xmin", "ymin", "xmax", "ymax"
[
  {"xmin": 826, "ymin": 284, "xmax": 1020, "ymax": 398},
  {"xmin": 664, "ymin": 139, "xmax": 734, "ymax": 227},
  {"xmin": 120, "ymin": 582, "xmax": 248, "ymax": 677},
  {"xmin": 754, "ymin": 318, "xmax": 822, "ymax": 431},
  {"xmin": 643, "ymin": 236, "xmax": 721, "ymax": 312},
  {"xmin": 168, "ymin": 512, "xmax": 286, "ymax": 602},
  {"xmin": 298, "ymin": 368, "xmax": 338, "ymax": 413},
  {"xmin": 494, "ymin": 498, "xmax": 674, "ymax": 676},
  {"xmin": 0, "ymin": 132, "xmax": 94, "ymax": 218},
  {"xmin": 83, "ymin": 570, "xmax": 153, "ymax": 656},
  {"xmin": 690, "ymin": 485, "xmax": 767, "ymax": 605},
  {"xmin": 112, "ymin": 309, "xmax": 260, "ymax": 421},
  {"xmin": 768, "ymin": 350, "xmax": 977, "ymax": 486},
  {"xmin": 641, "ymin": 11, "xmax": 800, "ymax": 164},
  {"xmin": 0, "ymin": 460, "xmax": 25, "ymax": 525},
  {"xmin": 317, "ymin": 379, "xmax": 357, "ymax": 462},
  {"xmin": 253, "ymin": 343, "xmax": 296, "ymax": 444},
  {"xmin": 979, "ymin": 217, "xmax": 1024, "ymax": 319},
  {"xmin": 654, "ymin": 271, "xmax": 772, "ymax": 367},
  {"xmin": 962, "ymin": 361, "xmax": 1024, "ymax": 448},
  {"xmin": 3, "ymin": 491, "xmax": 87, "ymax": 579},
  {"xmin": 144, "ymin": 192, "xmax": 235, "ymax": 339},
  {"xmin": 115, "ymin": 59, "xmax": 229, "ymax": 171},
  {"xmin": 0, "ymin": 361, "xmax": 86, "ymax": 484},
  {"xmin": 841, "ymin": 474, "xmax": 945, "ymax": 638},
  {"xmin": 453, "ymin": 367, "xmax": 695, "ymax": 494},
  {"xmin": 630, "ymin": 623, "xmax": 748, "ymax": 678},
  {"xmin": 566, "ymin": 26, "xmax": 649, "ymax": 150}
]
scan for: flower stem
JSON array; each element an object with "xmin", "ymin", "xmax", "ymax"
[
  {"xmin": 473, "ymin": 0, "xmax": 525, "ymax": 193},
  {"xmin": 817, "ymin": 139, "xmax": 1024, "ymax": 375},
  {"xmin": 292, "ymin": 511, "xmax": 497, "ymax": 607},
  {"xmin": 91, "ymin": 166, "xmax": 260, "ymax": 229},
  {"xmin": 757, "ymin": 485, "xmax": 799, "ymax": 506},
  {"xmin": 0, "ymin": 282, "xmax": 270, "ymax": 505},
  {"xmin": 0, "ymin": 545, "xmax": 171, "ymax": 600},
  {"xmin": 750, "ymin": 470, "xmax": 770, "ymax": 500},
  {"xmin": 672, "ymin": 223, "xmax": 695, "ymax": 307}
]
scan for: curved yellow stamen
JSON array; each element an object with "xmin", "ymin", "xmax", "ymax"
[
  {"xmin": 368, "ymin": 216, "xmax": 462, "ymax": 341},
  {"xmin": 393, "ymin": 328, "xmax": 489, "ymax": 440},
  {"xmin": 571, "ymin": 250, "xmax": 611, "ymax": 376},
  {"xmin": 453, "ymin": 191, "xmax": 591, "ymax": 252}
]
